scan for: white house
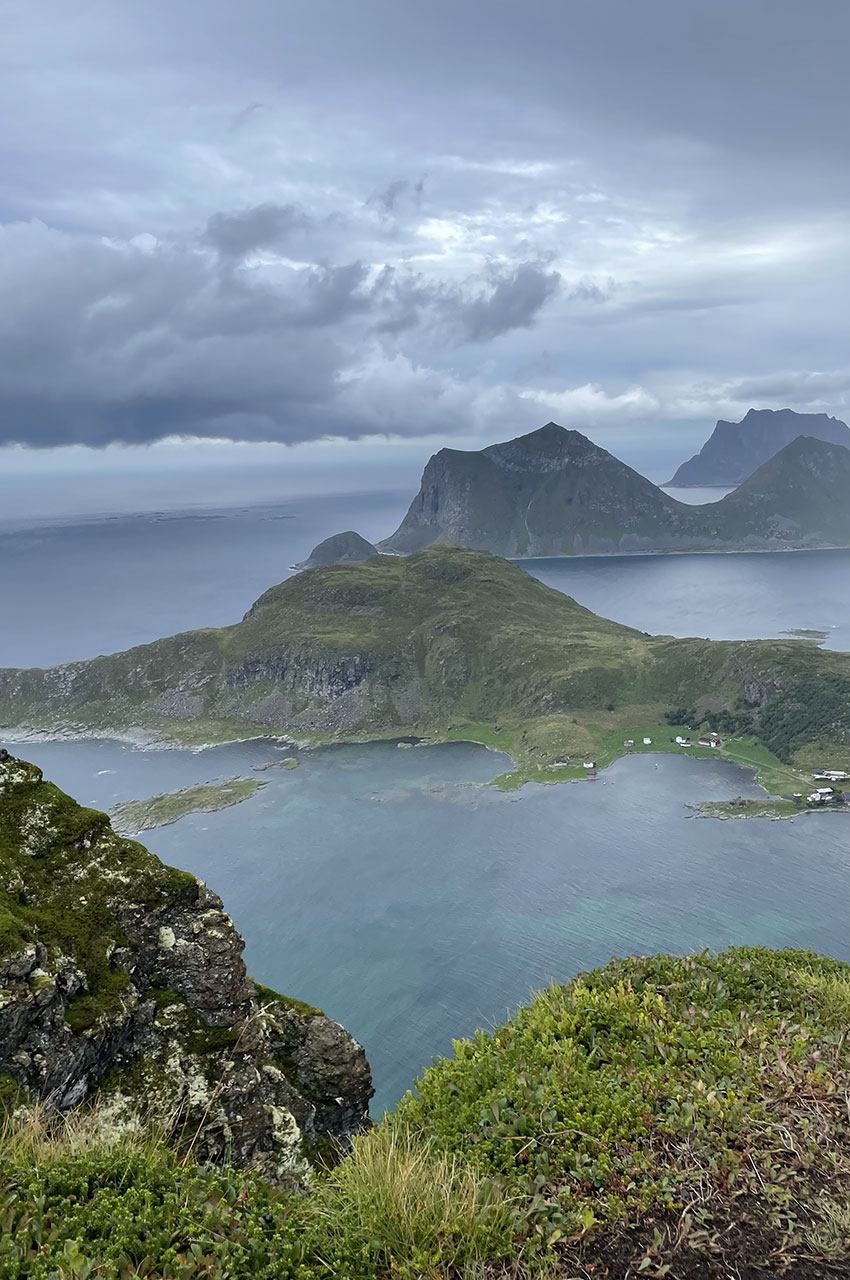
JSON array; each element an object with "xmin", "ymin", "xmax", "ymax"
[{"xmin": 642, "ymin": 737, "xmax": 652, "ymax": 745}]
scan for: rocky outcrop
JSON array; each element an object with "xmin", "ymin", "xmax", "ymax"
[
  {"xmin": 294, "ymin": 530, "xmax": 379, "ymax": 570},
  {"xmin": 668, "ymin": 407, "xmax": 850, "ymax": 486},
  {"xmin": 0, "ymin": 750, "xmax": 372, "ymax": 1183}
]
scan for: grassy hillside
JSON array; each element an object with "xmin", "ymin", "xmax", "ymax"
[
  {"xmin": 1, "ymin": 548, "xmax": 848, "ymax": 782},
  {"xmin": 5, "ymin": 946, "xmax": 850, "ymax": 1278}
]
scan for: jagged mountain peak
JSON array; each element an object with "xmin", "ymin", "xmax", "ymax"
[
  {"xmin": 381, "ymin": 419, "xmax": 850, "ymax": 558},
  {"xmin": 668, "ymin": 407, "xmax": 850, "ymax": 486}
]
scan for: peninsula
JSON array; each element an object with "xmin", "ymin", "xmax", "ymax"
[{"xmin": 1, "ymin": 548, "xmax": 847, "ymax": 797}]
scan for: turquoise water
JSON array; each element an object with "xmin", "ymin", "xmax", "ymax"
[
  {"xmin": 12, "ymin": 735, "xmax": 849, "ymax": 1114},
  {"xmin": 3, "ymin": 491, "xmax": 849, "ymax": 1113}
]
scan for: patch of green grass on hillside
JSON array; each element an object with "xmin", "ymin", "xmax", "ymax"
[
  {"xmin": 6, "ymin": 948, "xmax": 850, "ymax": 1277},
  {"xmin": 719, "ymin": 736, "xmax": 808, "ymax": 794}
]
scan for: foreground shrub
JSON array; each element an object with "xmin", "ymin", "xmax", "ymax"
[
  {"xmin": 5, "ymin": 947, "xmax": 850, "ymax": 1277},
  {"xmin": 399, "ymin": 946, "xmax": 850, "ymax": 1271}
]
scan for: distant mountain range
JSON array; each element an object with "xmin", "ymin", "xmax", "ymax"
[
  {"xmin": 371, "ymin": 423, "xmax": 850, "ymax": 558},
  {"xmin": 667, "ymin": 408, "xmax": 850, "ymax": 486}
]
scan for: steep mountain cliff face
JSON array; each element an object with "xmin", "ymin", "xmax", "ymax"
[
  {"xmin": 0, "ymin": 750, "xmax": 372, "ymax": 1180},
  {"xmin": 381, "ymin": 424, "xmax": 702, "ymax": 556},
  {"xmin": 668, "ymin": 407, "xmax": 850, "ymax": 486},
  {"xmin": 380, "ymin": 423, "xmax": 850, "ymax": 556}
]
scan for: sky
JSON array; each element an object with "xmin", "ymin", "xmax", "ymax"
[{"xmin": 2, "ymin": 0, "xmax": 849, "ymax": 499}]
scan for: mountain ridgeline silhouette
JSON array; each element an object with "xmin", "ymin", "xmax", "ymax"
[{"xmin": 667, "ymin": 407, "xmax": 850, "ymax": 486}]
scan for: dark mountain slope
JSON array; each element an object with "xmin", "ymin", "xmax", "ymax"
[
  {"xmin": 381, "ymin": 424, "xmax": 850, "ymax": 557},
  {"xmin": 381, "ymin": 424, "xmax": 705, "ymax": 557},
  {"xmin": 294, "ymin": 530, "xmax": 378, "ymax": 570},
  {"xmin": 668, "ymin": 407, "xmax": 850, "ymax": 486},
  {"xmin": 707, "ymin": 435, "xmax": 850, "ymax": 545}
]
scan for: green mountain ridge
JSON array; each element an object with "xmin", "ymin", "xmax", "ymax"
[
  {"xmin": 380, "ymin": 423, "xmax": 850, "ymax": 557},
  {"xmin": 1, "ymin": 548, "xmax": 848, "ymax": 775}
]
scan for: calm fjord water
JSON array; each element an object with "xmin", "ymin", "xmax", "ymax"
[
  {"xmin": 1, "ymin": 489, "xmax": 848, "ymax": 666},
  {"xmin": 2, "ymin": 490, "xmax": 850, "ymax": 1112},
  {"xmin": 10, "ymin": 735, "xmax": 850, "ymax": 1115}
]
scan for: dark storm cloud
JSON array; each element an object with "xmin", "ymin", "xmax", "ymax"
[
  {"xmin": 457, "ymin": 264, "xmax": 563, "ymax": 343},
  {"xmin": 0, "ymin": 216, "xmax": 565, "ymax": 445},
  {"xmin": 0, "ymin": 0, "xmax": 848, "ymax": 451},
  {"xmin": 203, "ymin": 203, "xmax": 312, "ymax": 259}
]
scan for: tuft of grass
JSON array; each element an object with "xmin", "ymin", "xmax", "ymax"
[
  {"xmin": 807, "ymin": 1198, "xmax": 850, "ymax": 1259},
  {"xmin": 312, "ymin": 1122, "xmax": 515, "ymax": 1276}
]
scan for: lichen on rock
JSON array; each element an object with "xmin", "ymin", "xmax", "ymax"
[{"xmin": 0, "ymin": 748, "xmax": 372, "ymax": 1182}]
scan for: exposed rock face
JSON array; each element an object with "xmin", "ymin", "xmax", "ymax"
[
  {"xmin": 668, "ymin": 407, "xmax": 850, "ymax": 486},
  {"xmin": 380, "ymin": 422, "xmax": 850, "ymax": 557},
  {"xmin": 294, "ymin": 530, "xmax": 379, "ymax": 570},
  {"xmin": 0, "ymin": 751, "xmax": 372, "ymax": 1182},
  {"xmin": 381, "ymin": 424, "xmax": 700, "ymax": 557}
]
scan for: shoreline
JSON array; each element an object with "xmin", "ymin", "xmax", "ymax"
[
  {"xmin": 509, "ymin": 543, "xmax": 850, "ymax": 564},
  {"xmin": 5, "ymin": 721, "xmax": 846, "ymax": 823}
]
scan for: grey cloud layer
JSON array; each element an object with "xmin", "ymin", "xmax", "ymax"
[
  {"xmin": 1, "ymin": 0, "xmax": 848, "ymax": 450},
  {"xmin": 0, "ymin": 213, "xmax": 562, "ymax": 445}
]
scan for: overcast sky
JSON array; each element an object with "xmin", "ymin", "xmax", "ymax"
[{"xmin": 2, "ymin": 0, "xmax": 849, "ymax": 485}]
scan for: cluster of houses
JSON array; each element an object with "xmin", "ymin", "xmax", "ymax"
[
  {"xmin": 806, "ymin": 786, "xmax": 840, "ymax": 806},
  {"xmin": 620, "ymin": 732, "xmax": 725, "ymax": 750},
  {"xmin": 672, "ymin": 732, "xmax": 723, "ymax": 750},
  {"xmin": 805, "ymin": 768, "xmax": 850, "ymax": 807}
]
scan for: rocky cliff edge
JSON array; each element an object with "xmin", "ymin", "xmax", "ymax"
[{"xmin": 0, "ymin": 748, "xmax": 372, "ymax": 1185}]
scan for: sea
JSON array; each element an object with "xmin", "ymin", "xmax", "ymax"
[{"xmin": 2, "ymin": 485, "xmax": 850, "ymax": 1113}]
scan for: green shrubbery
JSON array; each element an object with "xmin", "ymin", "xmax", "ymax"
[
  {"xmin": 5, "ymin": 947, "xmax": 850, "ymax": 1277},
  {"xmin": 759, "ymin": 673, "xmax": 850, "ymax": 762}
]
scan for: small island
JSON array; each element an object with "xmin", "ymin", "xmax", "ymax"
[{"xmin": 110, "ymin": 776, "xmax": 264, "ymax": 833}]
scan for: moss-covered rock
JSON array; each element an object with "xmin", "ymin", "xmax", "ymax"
[{"xmin": 0, "ymin": 750, "xmax": 372, "ymax": 1182}]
